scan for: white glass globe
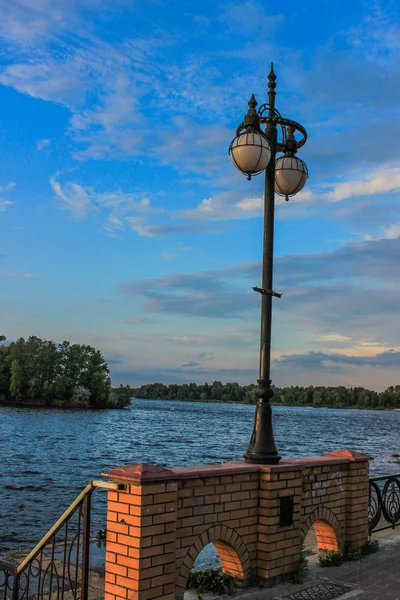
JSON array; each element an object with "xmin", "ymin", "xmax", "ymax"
[
  {"xmin": 275, "ymin": 154, "xmax": 308, "ymax": 199},
  {"xmin": 229, "ymin": 131, "xmax": 271, "ymax": 177}
]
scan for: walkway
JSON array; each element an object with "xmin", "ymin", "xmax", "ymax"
[
  {"xmin": 185, "ymin": 529, "xmax": 400, "ymax": 600},
  {"xmin": 272, "ymin": 528, "xmax": 400, "ymax": 599}
]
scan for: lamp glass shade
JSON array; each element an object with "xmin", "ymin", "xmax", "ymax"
[
  {"xmin": 275, "ymin": 155, "xmax": 308, "ymax": 197},
  {"xmin": 229, "ymin": 131, "xmax": 271, "ymax": 177}
]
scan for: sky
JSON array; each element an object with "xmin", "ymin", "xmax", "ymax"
[{"xmin": 1, "ymin": 0, "xmax": 400, "ymax": 391}]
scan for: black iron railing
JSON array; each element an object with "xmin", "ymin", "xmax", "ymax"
[
  {"xmin": 0, "ymin": 480, "xmax": 121, "ymax": 600},
  {"xmin": 369, "ymin": 473, "xmax": 400, "ymax": 533}
]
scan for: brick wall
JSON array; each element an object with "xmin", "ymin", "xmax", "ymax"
[{"xmin": 103, "ymin": 449, "xmax": 371, "ymax": 600}]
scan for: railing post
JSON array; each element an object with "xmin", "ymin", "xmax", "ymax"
[
  {"xmin": 12, "ymin": 571, "xmax": 19, "ymax": 600},
  {"xmin": 81, "ymin": 491, "xmax": 92, "ymax": 600}
]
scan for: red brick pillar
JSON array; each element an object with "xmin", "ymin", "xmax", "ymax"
[
  {"xmin": 257, "ymin": 465, "xmax": 303, "ymax": 580},
  {"xmin": 325, "ymin": 450, "xmax": 370, "ymax": 547},
  {"xmin": 103, "ymin": 464, "xmax": 178, "ymax": 600}
]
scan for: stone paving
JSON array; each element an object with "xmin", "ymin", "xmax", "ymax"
[
  {"xmin": 305, "ymin": 528, "xmax": 400, "ymax": 600},
  {"xmin": 189, "ymin": 529, "xmax": 400, "ymax": 600},
  {"xmin": 273, "ymin": 528, "xmax": 400, "ymax": 599}
]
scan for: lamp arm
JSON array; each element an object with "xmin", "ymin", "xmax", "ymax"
[{"xmin": 236, "ymin": 116, "xmax": 307, "ymax": 153}]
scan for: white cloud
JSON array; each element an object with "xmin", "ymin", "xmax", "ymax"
[
  {"xmin": 50, "ymin": 174, "xmax": 158, "ymax": 231},
  {"xmin": 179, "ymin": 165, "xmax": 400, "ymax": 223},
  {"xmin": 365, "ymin": 223, "xmax": 400, "ymax": 242},
  {"xmin": 0, "ymin": 271, "xmax": 38, "ymax": 278},
  {"xmin": 37, "ymin": 138, "xmax": 51, "ymax": 150},
  {"xmin": 324, "ymin": 167, "xmax": 400, "ymax": 202},
  {"xmin": 0, "ymin": 182, "xmax": 16, "ymax": 192},
  {"xmin": 50, "ymin": 176, "xmax": 93, "ymax": 219},
  {"xmin": 0, "ymin": 200, "xmax": 14, "ymax": 212}
]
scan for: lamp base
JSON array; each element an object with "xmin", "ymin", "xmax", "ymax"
[{"xmin": 244, "ymin": 382, "xmax": 281, "ymax": 465}]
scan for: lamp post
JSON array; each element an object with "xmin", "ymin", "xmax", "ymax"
[{"xmin": 229, "ymin": 64, "xmax": 308, "ymax": 464}]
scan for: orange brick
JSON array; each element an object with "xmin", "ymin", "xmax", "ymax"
[
  {"xmin": 128, "ymin": 547, "xmax": 140, "ymax": 559},
  {"xmin": 117, "ymin": 555, "xmax": 139, "ymax": 569},
  {"xmin": 118, "ymin": 493, "xmax": 141, "ymax": 506},
  {"xmin": 129, "ymin": 504, "xmax": 142, "ymax": 517},
  {"xmin": 105, "ymin": 581, "xmax": 129, "ymax": 598},
  {"xmin": 116, "ymin": 575, "xmax": 139, "ymax": 591},
  {"xmin": 105, "ymin": 572, "xmax": 116, "ymax": 584},
  {"xmin": 108, "ymin": 522, "xmax": 129, "ymax": 535},
  {"xmin": 118, "ymin": 533, "xmax": 138, "ymax": 547},
  {"xmin": 108, "ymin": 501, "xmax": 129, "ymax": 514},
  {"xmin": 106, "ymin": 541, "xmax": 128, "ymax": 556},
  {"xmin": 108, "ymin": 563, "xmax": 127, "ymax": 577}
]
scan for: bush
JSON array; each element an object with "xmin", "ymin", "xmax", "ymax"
[
  {"xmin": 319, "ymin": 549, "xmax": 344, "ymax": 567},
  {"xmin": 186, "ymin": 569, "xmax": 238, "ymax": 599},
  {"xmin": 319, "ymin": 538, "xmax": 379, "ymax": 567}
]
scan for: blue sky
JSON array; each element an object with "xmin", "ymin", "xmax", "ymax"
[{"xmin": 1, "ymin": 0, "xmax": 400, "ymax": 391}]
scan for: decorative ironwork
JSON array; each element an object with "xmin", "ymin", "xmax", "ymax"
[
  {"xmin": 235, "ymin": 110, "xmax": 308, "ymax": 155},
  {"xmin": 282, "ymin": 581, "xmax": 354, "ymax": 599},
  {"xmin": 369, "ymin": 473, "xmax": 400, "ymax": 532},
  {"xmin": 0, "ymin": 559, "xmax": 16, "ymax": 600},
  {"xmin": 0, "ymin": 480, "xmax": 121, "ymax": 600}
]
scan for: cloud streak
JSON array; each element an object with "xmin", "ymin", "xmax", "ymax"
[{"xmin": 276, "ymin": 350, "xmax": 400, "ymax": 373}]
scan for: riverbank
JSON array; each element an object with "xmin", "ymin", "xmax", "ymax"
[
  {"xmin": 134, "ymin": 381, "xmax": 400, "ymax": 410},
  {"xmin": 0, "ymin": 402, "xmax": 131, "ymax": 410},
  {"xmin": 2, "ymin": 397, "xmax": 398, "ymax": 411},
  {"xmin": 133, "ymin": 397, "xmax": 399, "ymax": 410}
]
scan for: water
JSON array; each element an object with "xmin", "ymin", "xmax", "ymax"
[{"xmin": 1, "ymin": 400, "xmax": 400, "ymax": 554}]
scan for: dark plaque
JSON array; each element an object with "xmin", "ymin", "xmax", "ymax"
[{"xmin": 279, "ymin": 496, "xmax": 294, "ymax": 527}]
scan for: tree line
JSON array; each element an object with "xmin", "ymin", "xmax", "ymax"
[
  {"xmin": 2, "ymin": 334, "xmax": 400, "ymax": 410},
  {"xmin": 0, "ymin": 335, "xmax": 132, "ymax": 409},
  {"xmin": 134, "ymin": 381, "xmax": 400, "ymax": 409}
]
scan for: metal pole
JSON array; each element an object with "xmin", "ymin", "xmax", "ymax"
[
  {"xmin": 244, "ymin": 64, "xmax": 281, "ymax": 464},
  {"xmin": 81, "ymin": 492, "xmax": 92, "ymax": 600}
]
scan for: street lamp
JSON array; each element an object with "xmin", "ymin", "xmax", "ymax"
[{"xmin": 229, "ymin": 64, "xmax": 308, "ymax": 464}]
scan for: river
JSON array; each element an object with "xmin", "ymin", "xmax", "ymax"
[{"xmin": 1, "ymin": 400, "xmax": 399, "ymax": 554}]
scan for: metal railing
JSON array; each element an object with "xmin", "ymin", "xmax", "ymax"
[
  {"xmin": 369, "ymin": 473, "xmax": 400, "ymax": 533},
  {"xmin": 0, "ymin": 480, "xmax": 122, "ymax": 600}
]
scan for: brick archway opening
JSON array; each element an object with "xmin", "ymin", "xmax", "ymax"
[
  {"xmin": 302, "ymin": 507, "xmax": 342, "ymax": 557},
  {"xmin": 313, "ymin": 520, "xmax": 339, "ymax": 553},
  {"xmin": 176, "ymin": 525, "xmax": 252, "ymax": 598},
  {"xmin": 213, "ymin": 540, "xmax": 245, "ymax": 577}
]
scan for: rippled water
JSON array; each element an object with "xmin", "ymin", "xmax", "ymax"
[{"xmin": 1, "ymin": 400, "xmax": 400, "ymax": 553}]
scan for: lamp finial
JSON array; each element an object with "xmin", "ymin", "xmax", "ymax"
[{"xmin": 268, "ymin": 62, "xmax": 276, "ymax": 91}]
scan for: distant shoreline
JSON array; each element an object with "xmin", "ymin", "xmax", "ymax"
[
  {"xmin": 134, "ymin": 397, "xmax": 399, "ymax": 411},
  {"xmin": 0, "ymin": 401, "xmax": 131, "ymax": 410},
  {"xmin": 1, "ymin": 397, "xmax": 399, "ymax": 411}
]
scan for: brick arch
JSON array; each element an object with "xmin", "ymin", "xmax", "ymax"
[
  {"xmin": 176, "ymin": 524, "xmax": 252, "ymax": 598},
  {"xmin": 301, "ymin": 506, "xmax": 343, "ymax": 553}
]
